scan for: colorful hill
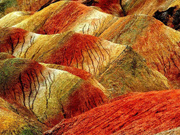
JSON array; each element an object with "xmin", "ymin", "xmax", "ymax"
[
  {"xmin": 0, "ymin": 53, "xmax": 108, "ymax": 127},
  {"xmin": 1, "ymin": 1, "xmax": 117, "ymax": 35},
  {"xmin": 1, "ymin": 2, "xmax": 178, "ymax": 87},
  {"xmin": 100, "ymin": 14, "xmax": 180, "ymax": 87},
  {"xmin": 44, "ymin": 89, "xmax": 180, "ymax": 135},
  {"xmin": 0, "ymin": 27, "xmax": 170, "ymax": 97},
  {"xmin": 0, "ymin": 0, "xmax": 180, "ymax": 134}
]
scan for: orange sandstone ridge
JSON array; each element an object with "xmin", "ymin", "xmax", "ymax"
[{"xmin": 44, "ymin": 89, "xmax": 180, "ymax": 135}]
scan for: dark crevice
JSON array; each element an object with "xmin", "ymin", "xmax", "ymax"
[
  {"xmin": 26, "ymin": 71, "xmax": 33, "ymax": 110},
  {"xmin": 60, "ymin": 101, "xmax": 66, "ymax": 118},
  {"xmin": 81, "ymin": 50, "xmax": 85, "ymax": 70},
  {"xmin": 84, "ymin": 42, "xmax": 96, "ymax": 74},
  {"xmin": 31, "ymin": 69, "xmax": 40, "ymax": 110},
  {"xmin": 173, "ymin": 9, "xmax": 180, "ymax": 30},
  {"xmin": 9, "ymin": 36, "xmax": 14, "ymax": 54},
  {"xmin": 132, "ymin": 112, "xmax": 138, "ymax": 116},
  {"xmin": 86, "ymin": 39, "xmax": 101, "ymax": 72},
  {"xmin": 37, "ymin": 0, "xmax": 58, "ymax": 11},
  {"xmin": 75, "ymin": 56, "xmax": 79, "ymax": 68},
  {"xmin": 83, "ymin": 0, "xmax": 98, "ymax": 6},
  {"xmin": 154, "ymin": 7, "xmax": 180, "ymax": 30},
  {"xmin": 154, "ymin": 7, "xmax": 175, "ymax": 25},
  {"xmin": 120, "ymin": 0, "xmax": 126, "ymax": 16},
  {"xmin": 68, "ymin": 50, "xmax": 75, "ymax": 66},
  {"xmin": 19, "ymin": 73, "xmax": 26, "ymax": 107},
  {"xmin": 85, "ymin": 101, "xmax": 90, "ymax": 110}
]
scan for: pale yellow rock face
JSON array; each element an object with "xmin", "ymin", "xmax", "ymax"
[
  {"xmin": 98, "ymin": 48, "xmax": 170, "ymax": 97},
  {"xmin": 156, "ymin": 127, "xmax": 180, "ymax": 135},
  {"xmin": 0, "ymin": 11, "xmax": 33, "ymax": 27},
  {"xmin": 0, "ymin": 97, "xmax": 45, "ymax": 134},
  {"xmin": 28, "ymin": 67, "xmax": 81, "ymax": 122},
  {"xmin": 122, "ymin": 0, "xmax": 176, "ymax": 16},
  {"xmin": 168, "ymin": 0, "xmax": 180, "ymax": 8}
]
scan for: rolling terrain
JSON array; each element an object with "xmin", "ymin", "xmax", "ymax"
[{"xmin": 0, "ymin": 0, "xmax": 180, "ymax": 134}]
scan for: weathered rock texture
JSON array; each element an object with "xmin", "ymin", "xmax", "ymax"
[
  {"xmin": 44, "ymin": 89, "xmax": 180, "ymax": 135},
  {"xmin": 1, "ymin": 2, "xmax": 178, "ymax": 89},
  {"xmin": 100, "ymin": 15, "xmax": 180, "ymax": 87},
  {"xmin": 0, "ymin": 27, "xmax": 170, "ymax": 97},
  {"xmin": 3, "ymin": 1, "xmax": 117, "ymax": 35},
  {"xmin": 0, "ymin": 11, "xmax": 34, "ymax": 27},
  {"xmin": 121, "ymin": 0, "xmax": 175, "ymax": 16},
  {"xmin": 0, "ymin": 53, "xmax": 108, "ymax": 127},
  {"xmin": 0, "ymin": 0, "xmax": 180, "ymax": 134},
  {"xmin": 0, "ymin": 96, "xmax": 47, "ymax": 134},
  {"xmin": 0, "ymin": 0, "xmax": 51, "ymax": 17}
]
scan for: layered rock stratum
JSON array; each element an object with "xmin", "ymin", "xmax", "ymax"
[{"xmin": 0, "ymin": 0, "xmax": 180, "ymax": 134}]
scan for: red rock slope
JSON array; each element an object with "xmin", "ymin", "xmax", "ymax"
[
  {"xmin": 7, "ymin": 1, "xmax": 117, "ymax": 35},
  {"xmin": 44, "ymin": 89, "xmax": 180, "ymax": 135}
]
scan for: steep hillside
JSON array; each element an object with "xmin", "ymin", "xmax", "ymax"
[
  {"xmin": 0, "ymin": 1, "xmax": 117, "ymax": 35},
  {"xmin": 0, "ymin": 53, "xmax": 108, "ymax": 127},
  {"xmin": 100, "ymin": 14, "xmax": 180, "ymax": 87},
  {"xmin": 0, "ymin": 96, "xmax": 47, "ymax": 134},
  {"xmin": 44, "ymin": 89, "xmax": 180, "ymax": 135}
]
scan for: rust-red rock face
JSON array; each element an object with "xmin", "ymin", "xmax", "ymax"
[
  {"xmin": 43, "ymin": 33, "xmax": 99, "ymax": 67},
  {"xmin": 38, "ymin": 2, "xmax": 92, "ymax": 34},
  {"xmin": 63, "ymin": 81, "xmax": 108, "ymax": 118},
  {"xmin": 132, "ymin": 21, "xmax": 180, "ymax": 83},
  {"xmin": 44, "ymin": 89, "xmax": 180, "ymax": 135},
  {"xmin": 0, "ymin": 27, "xmax": 28, "ymax": 54}
]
